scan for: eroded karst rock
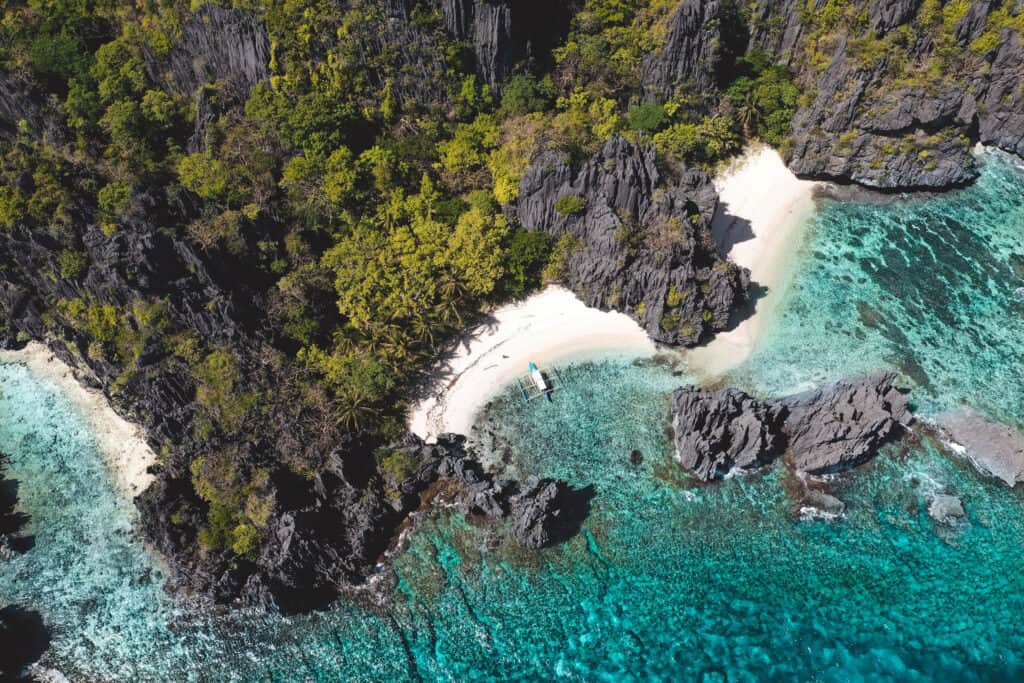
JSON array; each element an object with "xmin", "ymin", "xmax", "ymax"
[
  {"xmin": 441, "ymin": 0, "xmax": 575, "ymax": 90},
  {"xmin": 746, "ymin": 0, "xmax": 1024, "ymax": 189},
  {"xmin": 671, "ymin": 372, "xmax": 913, "ymax": 480},
  {"xmin": 641, "ymin": 0, "xmax": 744, "ymax": 101},
  {"xmin": 781, "ymin": 371, "xmax": 912, "ymax": 474},
  {"xmin": 671, "ymin": 386, "xmax": 786, "ymax": 481},
  {"xmin": 149, "ymin": 4, "xmax": 271, "ymax": 96},
  {"xmin": 515, "ymin": 135, "xmax": 750, "ymax": 346}
]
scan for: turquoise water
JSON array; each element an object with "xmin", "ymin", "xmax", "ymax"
[{"xmin": 2, "ymin": 150, "xmax": 1024, "ymax": 680}]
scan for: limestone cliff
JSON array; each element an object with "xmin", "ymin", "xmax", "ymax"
[{"xmin": 514, "ymin": 136, "xmax": 750, "ymax": 346}]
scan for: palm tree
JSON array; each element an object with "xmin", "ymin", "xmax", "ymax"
[{"xmin": 736, "ymin": 90, "xmax": 761, "ymax": 139}]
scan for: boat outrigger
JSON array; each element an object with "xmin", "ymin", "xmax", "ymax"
[{"xmin": 516, "ymin": 361, "xmax": 565, "ymax": 402}]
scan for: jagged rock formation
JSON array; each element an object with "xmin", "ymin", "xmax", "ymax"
[
  {"xmin": 514, "ymin": 135, "xmax": 750, "ymax": 345},
  {"xmin": 399, "ymin": 433, "xmax": 594, "ymax": 551},
  {"xmin": 671, "ymin": 386, "xmax": 786, "ymax": 480},
  {"xmin": 781, "ymin": 372, "xmax": 912, "ymax": 473},
  {"xmin": 0, "ymin": 72, "xmax": 65, "ymax": 145},
  {"xmin": 147, "ymin": 4, "xmax": 271, "ymax": 97},
  {"xmin": 671, "ymin": 371, "xmax": 913, "ymax": 480},
  {"xmin": 744, "ymin": 0, "xmax": 806, "ymax": 64},
  {"xmin": 641, "ymin": 0, "xmax": 744, "ymax": 100},
  {"xmin": 0, "ymin": 606, "xmax": 50, "ymax": 680},
  {"xmin": 355, "ymin": 1, "xmax": 452, "ymax": 108},
  {"xmin": 744, "ymin": 0, "xmax": 1024, "ymax": 189},
  {"xmin": 143, "ymin": 5, "xmax": 271, "ymax": 153},
  {"xmin": 441, "ymin": 0, "xmax": 575, "ymax": 90},
  {"xmin": 935, "ymin": 410, "xmax": 1024, "ymax": 486},
  {"xmin": 138, "ymin": 432, "xmax": 592, "ymax": 612}
]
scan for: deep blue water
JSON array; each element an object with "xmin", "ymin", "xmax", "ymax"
[{"xmin": 2, "ymin": 151, "xmax": 1024, "ymax": 681}]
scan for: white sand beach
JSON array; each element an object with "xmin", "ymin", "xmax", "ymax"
[
  {"xmin": 0, "ymin": 342, "xmax": 156, "ymax": 497},
  {"xmin": 408, "ymin": 146, "xmax": 819, "ymax": 440},
  {"xmin": 408, "ymin": 286, "xmax": 656, "ymax": 440},
  {"xmin": 686, "ymin": 145, "xmax": 820, "ymax": 378}
]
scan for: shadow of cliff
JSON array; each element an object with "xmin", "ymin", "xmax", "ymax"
[
  {"xmin": 0, "ymin": 605, "xmax": 50, "ymax": 678},
  {"xmin": 711, "ymin": 202, "xmax": 755, "ymax": 258},
  {"xmin": 720, "ymin": 281, "xmax": 769, "ymax": 334},
  {"xmin": 1, "ymin": 453, "xmax": 34, "ymax": 553},
  {"xmin": 546, "ymin": 483, "xmax": 596, "ymax": 548}
]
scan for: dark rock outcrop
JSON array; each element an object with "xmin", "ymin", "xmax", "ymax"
[
  {"xmin": 0, "ymin": 71, "xmax": 66, "ymax": 145},
  {"xmin": 641, "ymin": 0, "xmax": 744, "ymax": 100},
  {"xmin": 635, "ymin": 0, "xmax": 1024, "ymax": 190},
  {"xmin": 671, "ymin": 371, "xmax": 913, "ymax": 480},
  {"xmin": 781, "ymin": 371, "xmax": 912, "ymax": 474},
  {"xmin": 441, "ymin": 0, "xmax": 575, "ymax": 90},
  {"xmin": 671, "ymin": 386, "xmax": 786, "ymax": 480},
  {"xmin": 148, "ymin": 4, "xmax": 271, "ymax": 97},
  {"xmin": 507, "ymin": 476, "xmax": 594, "ymax": 549},
  {"xmin": 744, "ymin": 0, "xmax": 807, "ymax": 65},
  {"xmin": 934, "ymin": 410, "xmax": 1024, "ymax": 486},
  {"xmin": 143, "ymin": 5, "xmax": 271, "ymax": 153},
  {"xmin": 0, "ymin": 606, "xmax": 50, "ymax": 680},
  {"xmin": 749, "ymin": 0, "xmax": 1024, "ymax": 190},
  {"xmin": 402, "ymin": 433, "xmax": 594, "ymax": 550},
  {"xmin": 514, "ymin": 136, "xmax": 750, "ymax": 345}
]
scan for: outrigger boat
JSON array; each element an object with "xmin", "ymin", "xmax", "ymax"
[{"xmin": 516, "ymin": 361, "xmax": 565, "ymax": 402}]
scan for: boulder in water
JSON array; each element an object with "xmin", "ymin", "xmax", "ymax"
[
  {"xmin": 508, "ymin": 477, "xmax": 594, "ymax": 550},
  {"xmin": 671, "ymin": 385, "xmax": 786, "ymax": 481},
  {"xmin": 670, "ymin": 371, "xmax": 913, "ymax": 479},
  {"xmin": 781, "ymin": 372, "xmax": 912, "ymax": 475},
  {"xmin": 800, "ymin": 490, "xmax": 847, "ymax": 519},
  {"xmin": 935, "ymin": 410, "xmax": 1024, "ymax": 487},
  {"xmin": 928, "ymin": 494, "xmax": 965, "ymax": 524}
]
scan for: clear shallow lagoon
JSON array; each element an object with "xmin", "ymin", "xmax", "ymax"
[{"xmin": 2, "ymin": 151, "xmax": 1024, "ymax": 681}]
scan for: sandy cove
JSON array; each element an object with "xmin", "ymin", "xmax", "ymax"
[
  {"xmin": 0, "ymin": 342, "xmax": 156, "ymax": 498},
  {"xmin": 407, "ymin": 285, "xmax": 657, "ymax": 440},
  {"xmin": 686, "ymin": 145, "xmax": 821, "ymax": 377},
  {"xmin": 409, "ymin": 147, "xmax": 820, "ymax": 440}
]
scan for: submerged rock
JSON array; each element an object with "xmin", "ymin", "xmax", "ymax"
[
  {"xmin": 928, "ymin": 494, "xmax": 966, "ymax": 524},
  {"xmin": 800, "ymin": 489, "xmax": 847, "ymax": 519},
  {"xmin": 781, "ymin": 372, "xmax": 912, "ymax": 474},
  {"xmin": 671, "ymin": 386, "xmax": 786, "ymax": 481},
  {"xmin": 935, "ymin": 410, "xmax": 1024, "ymax": 487},
  {"xmin": 514, "ymin": 136, "xmax": 750, "ymax": 346},
  {"xmin": 670, "ymin": 371, "xmax": 913, "ymax": 480},
  {"xmin": 0, "ymin": 451, "xmax": 32, "ymax": 557}
]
